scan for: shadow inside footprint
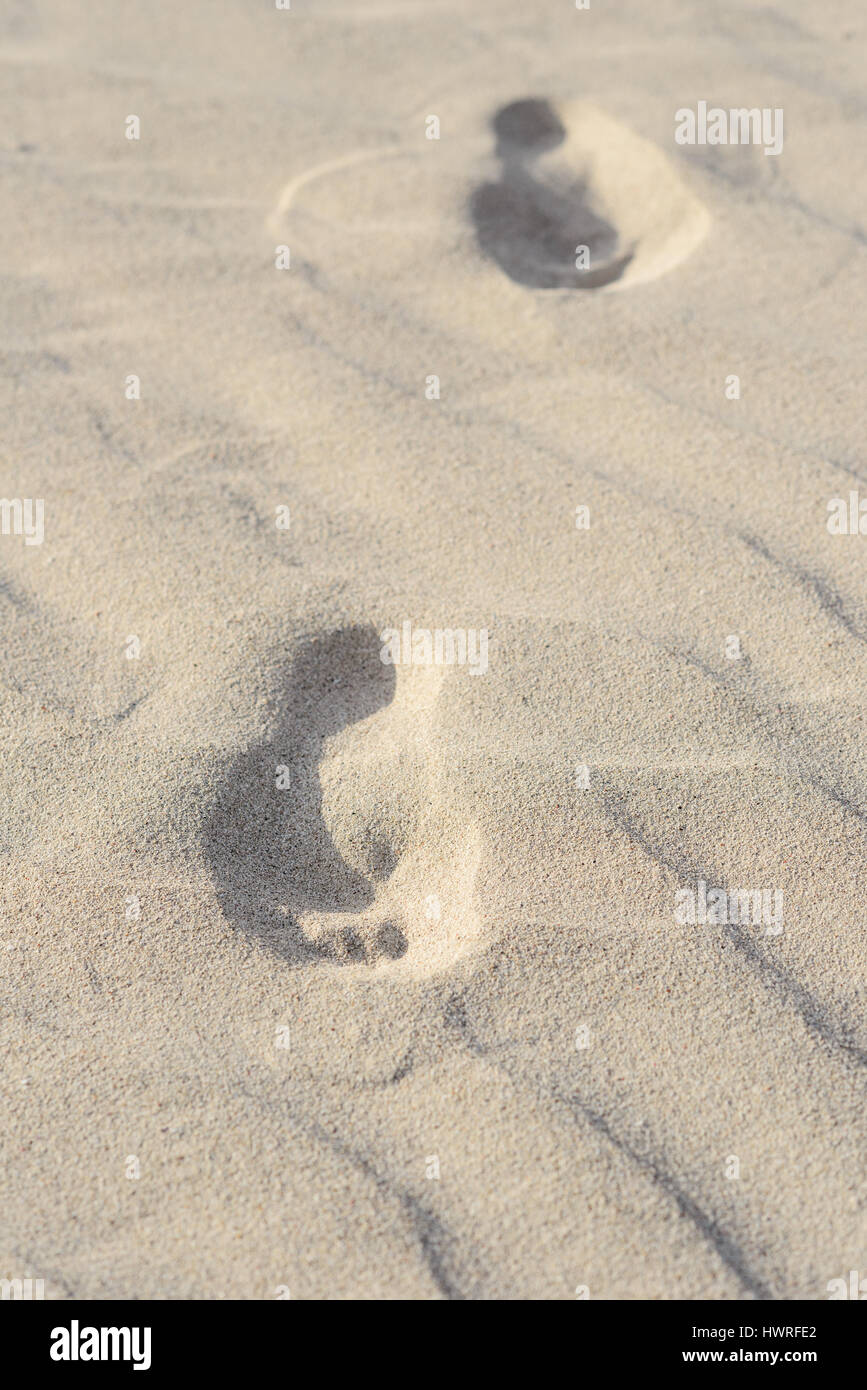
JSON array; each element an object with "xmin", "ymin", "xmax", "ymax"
[
  {"xmin": 203, "ymin": 625, "xmax": 396, "ymax": 963},
  {"xmin": 471, "ymin": 98, "xmax": 634, "ymax": 290}
]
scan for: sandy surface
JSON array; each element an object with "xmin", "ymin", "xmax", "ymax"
[{"xmin": 1, "ymin": 0, "xmax": 866, "ymax": 1299}]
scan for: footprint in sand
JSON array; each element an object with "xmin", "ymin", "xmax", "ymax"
[
  {"xmin": 204, "ymin": 626, "xmax": 484, "ymax": 974},
  {"xmin": 471, "ymin": 98, "xmax": 710, "ymax": 291},
  {"xmin": 269, "ymin": 96, "xmax": 709, "ymax": 296}
]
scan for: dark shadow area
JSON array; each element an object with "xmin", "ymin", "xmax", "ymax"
[
  {"xmin": 493, "ymin": 98, "xmax": 568, "ymax": 154},
  {"xmin": 203, "ymin": 625, "xmax": 396, "ymax": 963},
  {"xmin": 472, "ymin": 97, "xmax": 634, "ymax": 290}
]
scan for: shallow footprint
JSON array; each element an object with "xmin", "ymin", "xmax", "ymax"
[
  {"xmin": 472, "ymin": 97, "xmax": 710, "ymax": 291},
  {"xmin": 299, "ymin": 658, "xmax": 485, "ymax": 976},
  {"xmin": 204, "ymin": 627, "xmax": 485, "ymax": 976},
  {"xmin": 300, "ymin": 821, "xmax": 483, "ymax": 975}
]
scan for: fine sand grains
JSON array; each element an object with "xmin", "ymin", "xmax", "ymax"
[{"xmin": 1, "ymin": 0, "xmax": 865, "ymax": 1299}]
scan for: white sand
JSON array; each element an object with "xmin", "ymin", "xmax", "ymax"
[{"xmin": 1, "ymin": 0, "xmax": 866, "ymax": 1299}]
